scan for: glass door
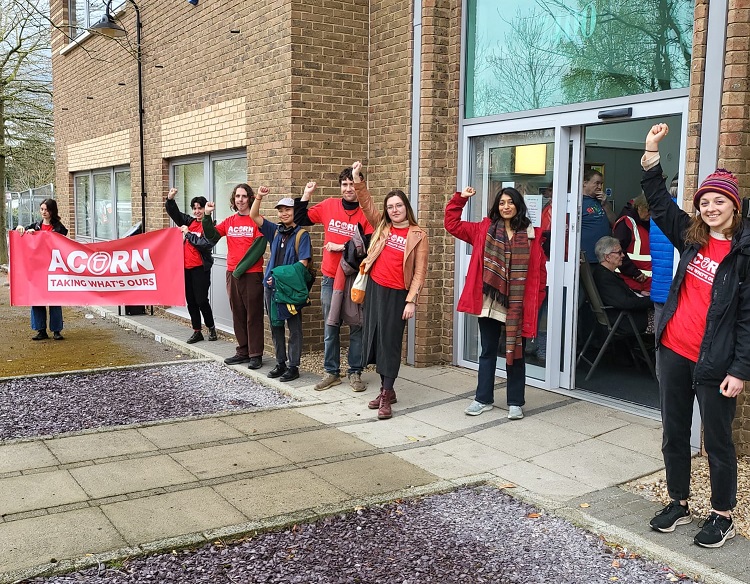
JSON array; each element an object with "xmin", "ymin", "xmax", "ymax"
[
  {"xmin": 459, "ymin": 128, "xmax": 557, "ymax": 387},
  {"xmin": 457, "ymin": 98, "xmax": 688, "ymax": 400}
]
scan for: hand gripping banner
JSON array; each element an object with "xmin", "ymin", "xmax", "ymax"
[{"xmin": 9, "ymin": 228, "xmax": 186, "ymax": 307}]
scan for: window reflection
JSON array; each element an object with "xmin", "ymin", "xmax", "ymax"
[{"xmin": 465, "ymin": 0, "xmax": 693, "ymax": 117}]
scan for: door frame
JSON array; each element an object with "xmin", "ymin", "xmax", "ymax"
[{"xmin": 455, "ymin": 97, "xmax": 689, "ymax": 399}]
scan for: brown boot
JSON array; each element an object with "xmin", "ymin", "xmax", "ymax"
[
  {"xmin": 368, "ymin": 388, "xmax": 397, "ymax": 409},
  {"xmin": 378, "ymin": 389, "xmax": 393, "ymax": 420}
]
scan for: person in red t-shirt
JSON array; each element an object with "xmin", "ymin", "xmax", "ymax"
[
  {"xmin": 15, "ymin": 198, "xmax": 68, "ymax": 341},
  {"xmin": 352, "ymin": 161, "xmax": 428, "ymax": 420},
  {"xmin": 165, "ymin": 188, "xmax": 217, "ymax": 344},
  {"xmin": 642, "ymin": 123, "xmax": 749, "ymax": 549},
  {"xmin": 295, "ymin": 168, "xmax": 374, "ymax": 393},
  {"xmin": 203, "ymin": 184, "xmax": 266, "ymax": 370}
]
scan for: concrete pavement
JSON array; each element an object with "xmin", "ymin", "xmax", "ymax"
[{"xmin": 1, "ymin": 309, "xmax": 748, "ymax": 583}]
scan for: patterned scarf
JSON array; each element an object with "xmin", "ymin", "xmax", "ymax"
[{"xmin": 483, "ymin": 221, "xmax": 530, "ymax": 364}]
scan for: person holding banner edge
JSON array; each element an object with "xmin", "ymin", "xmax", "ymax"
[
  {"xmin": 165, "ymin": 188, "xmax": 217, "ymax": 344},
  {"xmin": 15, "ymin": 198, "xmax": 68, "ymax": 341},
  {"xmin": 202, "ymin": 184, "xmax": 266, "ymax": 369}
]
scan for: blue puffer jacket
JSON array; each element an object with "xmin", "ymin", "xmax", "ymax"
[{"xmin": 649, "ymin": 207, "xmax": 675, "ymax": 304}]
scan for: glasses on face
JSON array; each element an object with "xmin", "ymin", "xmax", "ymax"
[
  {"xmin": 387, "ymin": 203, "xmax": 405, "ymax": 211},
  {"xmin": 608, "ymin": 249, "xmax": 625, "ymax": 256}
]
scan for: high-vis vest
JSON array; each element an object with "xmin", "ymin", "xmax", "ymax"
[{"xmin": 615, "ymin": 215, "xmax": 651, "ymax": 292}]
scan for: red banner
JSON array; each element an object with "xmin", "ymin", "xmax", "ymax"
[{"xmin": 9, "ymin": 229, "xmax": 186, "ymax": 307}]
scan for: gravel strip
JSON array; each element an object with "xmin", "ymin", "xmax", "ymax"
[
  {"xmin": 0, "ymin": 362, "xmax": 293, "ymax": 441},
  {"xmin": 627, "ymin": 455, "xmax": 750, "ymax": 538},
  {"xmin": 28, "ymin": 487, "xmax": 694, "ymax": 584}
]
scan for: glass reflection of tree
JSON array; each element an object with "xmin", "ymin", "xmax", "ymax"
[
  {"xmin": 543, "ymin": 0, "xmax": 692, "ymax": 102},
  {"xmin": 470, "ymin": 0, "xmax": 692, "ymax": 116}
]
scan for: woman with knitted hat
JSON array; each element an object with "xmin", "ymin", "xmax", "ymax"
[{"xmin": 642, "ymin": 123, "xmax": 748, "ymax": 548}]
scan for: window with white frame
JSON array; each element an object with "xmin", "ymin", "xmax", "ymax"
[
  {"xmin": 170, "ymin": 151, "xmax": 247, "ymax": 257},
  {"xmin": 68, "ymin": 0, "xmax": 126, "ymax": 39},
  {"xmin": 73, "ymin": 167, "xmax": 132, "ymax": 241}
]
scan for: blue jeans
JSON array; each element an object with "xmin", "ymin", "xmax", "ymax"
[
  {"xmin": 476, "ymin": 317, "xmax": 526, "ymax": 407},
  {"xmin": 31, "ymin": 306, "xmax": 63, "ymax": 332},
  {"xmin": 321, "ymin": 275, "xmax": 364, "ymax": 375}
]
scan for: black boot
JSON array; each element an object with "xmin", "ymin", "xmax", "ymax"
[
  {"xmin": 32, "ymin": 330, "xmax": 49, "ymax": 341},
  {"xmin": 186, "ymin": 331, "xmax": 204, "ymax": 344},
  {"xmin": 208, "ymin": 327, "xmax": 218, "ymax": 341},
  {"xmin": 268, "ymin": 363, "xmax": 287, "ymax": 378},
  {"xmin": 279, "ymin": 366, "xmax": 299, "ymax": 382}
]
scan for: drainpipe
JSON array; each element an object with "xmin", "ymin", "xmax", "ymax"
[{"xmin": 407, "ymin": 0, "xmax": 422, "ymax": 366}]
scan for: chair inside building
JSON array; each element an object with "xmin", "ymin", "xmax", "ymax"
[{"xmin": 576, "ymin": 255, "xmax": 656, "ymax": 383}]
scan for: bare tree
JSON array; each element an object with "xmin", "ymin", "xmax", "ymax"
[{"xmin": 0, "ymin": 0, "xmax": 52, "ymax": 264}]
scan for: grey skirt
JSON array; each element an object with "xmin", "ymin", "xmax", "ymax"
[{"xmin": 363, "ymin": 278, "xmax": 408, "ymax": 379}]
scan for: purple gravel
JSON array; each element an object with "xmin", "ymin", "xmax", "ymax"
[
  {"xmin": 0, "ymin": 362, "xmax": 292, "ymax": 440},
  {"xmin": 28, "ymin": 487, "xmax": 693, "ymax": 583}
]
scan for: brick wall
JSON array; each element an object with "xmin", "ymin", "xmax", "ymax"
[
  {"xmin": 721, "ymin": 0, "xmax": 750, "ymax": 455},
  {"xmin": 67, "ymin": 130, "xmax": 130, "ymax": 172}
]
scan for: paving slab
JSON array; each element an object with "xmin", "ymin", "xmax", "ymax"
[
  {"xmin": 221, "ymin": 409, "xmax": 322, "ymax": 435},
  {"xmin": 214, "ymin": 468, "xmax": 349, "ymax": 518},
  {"xmin": 307, "ymin": 452, "xmax": 438, "ymax": 496},
  {"xmin": 171, "ymin": 441, "xmax": 292, "ymax": 480},
  {"xmin": 406, "ymin": 401, "xmax": 507, "ymax": 432},
  {"xmin": 466, "ymin": 417, "xmax": 589, "ymax": 460},
  {"xmin": 432, "ymin": 436, "xmax": 522, "ymax": 470},
  {"xmin": 101, "ymin": 486, "xmax": 248, "ymax": 545},
  {"xmin": 394, "ymin": 447, "xmax": 485, "ymax": 480},
  {"xmin": 0, "ymin": 508, "xmax": 126, "ymax": 573},
  {"xmin": 338, "ymin": 415, "xmax": 448, "ymax": 448},
  {"xmin": 259, "ymin": 427, "xmax": 375, "ymax": 463},
  {"xmin": 298, "ymin": 399, "xmax": 374, "ymax": 425},
  {"xmin": 45, "ymin": 429, "xmax": 159, "ymax": 464},
  {"xmin": 597, "ymin": 424, "xmax": 663, "ymax": 457},
  {"xmin": 0, "ymin": 442, "xmax": 58, "ymax": 474},
  {"xmin": 529, "ymin": 438, "xmax": 664, "ymax": 489},
  {"xmin": 408, "ymin": 368, "xmax": 477, "ymax": 395},
  {"xmin": 493, "ymin": 460, "xmax": 599, "ymax": 501},
  {"xmin": 0, "ymin": 470, "xmax": 89, "ymax": 515},
  {"xmin": 136, "ymin": 418, "xmax": 245, "ymax": 449},
  {"xmin": 532, "ymin": 400, "xmax": 630, "ymax": 436},
  {"xmin": 69, "ymin": 454, "xmax": 196, "ymax": 498},
  {"xmin": 383, "ymin": 380, "xmax": 457, "ymax": 409}
]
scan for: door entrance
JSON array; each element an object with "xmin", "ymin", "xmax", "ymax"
[
  {"xmin": 570, "ymin": 115, "xmax": 683, "ymax": 408},
  {"xmin": 457, "ymin": 100, "xmax": 687, "ymax": 411}
]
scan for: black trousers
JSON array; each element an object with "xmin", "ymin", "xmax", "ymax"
[
  {"xmin": 659, "ymin": 346, "xmax": 737, "ymax": 511},
  {"xmin": 185, "ymin": 267, "xmax": 215, "ymax": 331}
]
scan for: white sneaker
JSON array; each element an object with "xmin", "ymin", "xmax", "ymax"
[
  {"xmin": 507, "ymin": 405, "xmax": 524, "ymax": 420},
  {"xmin": 464, "ymin": 400, "xmax": 493, "ymax": 416}
]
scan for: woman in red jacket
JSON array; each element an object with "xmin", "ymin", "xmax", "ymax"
[{"xmin": 445, "ymin": 186, "xmax": 546, "ymax": 419}]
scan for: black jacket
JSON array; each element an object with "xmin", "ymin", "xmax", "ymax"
[
  {"xmin": 642, "ymin": 163, "xmax": 750, "ymax": 384},
  {"xmin": 165, "ymin": 198, "xmax": 214, "ymax": 271},
  {"xmin": 591, "ymin": 263, "xmax": 653, "ymax": 312},
  {"xmin": 25, "ymin": 220, "xmax": 68, "ymax": 236}
]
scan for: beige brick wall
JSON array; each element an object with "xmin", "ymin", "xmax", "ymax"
[
  {"xmin": 67, "ymin": 130, "xmax": 130, "ymax": 172},
  {"xmin": 161, "ymin": 99, "xmax": 246, "ymax": 159}
]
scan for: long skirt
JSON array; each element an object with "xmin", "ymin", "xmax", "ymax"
[{"xmin": 363, "ymin": 278, "xmax": 408, "ymax": 379}]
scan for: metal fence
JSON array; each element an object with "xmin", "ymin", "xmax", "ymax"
[{"xmin": 5, "ymin": 184, "xmax": 55, "ymax": 230}]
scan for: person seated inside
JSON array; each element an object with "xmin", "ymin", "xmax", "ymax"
[
  {"xmin": 592, "ymin": 236, "xmax": 653, "ymax": 333},
  {"xmin": 613, "ymin": 194, "xmax": 652, "ymax": 294}
]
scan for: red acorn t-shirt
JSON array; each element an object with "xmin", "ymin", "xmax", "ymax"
[
  {"xmin": 307, "ymin": 198, "xmax": 373, "ymax": 278},
  {"xmin": 370, "ymin": 226, "xmax": 409, "ymax": 290},
  {"xmin": 41, "ymin": 223, "xmax": 54, "ymax": 232},
  {"xmin": 183, "ymin": 221, "xmax": 205, "ymax": 269},
  {"xmin": 214, "ymin": 214, "xmax": 263, "ymax": 273},
  {"xmin": 661, "ymin": 235, "xmax": 731, "ymax": 362}
]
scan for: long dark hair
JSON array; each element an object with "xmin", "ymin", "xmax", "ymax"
[
  {"xmin": 488, "ymin": 187, "xmax": 530, "ymax": 232},
  {"xmin": 41, "ymin": 198, "xmax": 61, "ymax": 224}
]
